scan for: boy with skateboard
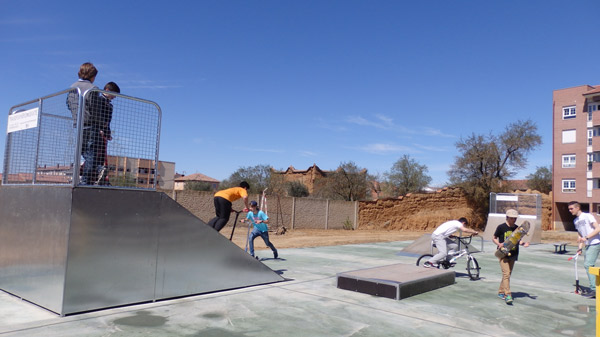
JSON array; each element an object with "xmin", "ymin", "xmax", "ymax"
[
  {"xmin": 569, "ymin": 201, "xmax": 600, "ymax": 298},
  {"xmin": 493, "ymin": 209, "xmax": 529, "ymax": 305},
  {"xmin": 245, "ymin": 200, "xmax": 278, "ymax": 259}
]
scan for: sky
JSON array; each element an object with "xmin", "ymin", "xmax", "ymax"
[{"xmin": 1, "ymin": 0, "xmax": 599, "ymax": 187}]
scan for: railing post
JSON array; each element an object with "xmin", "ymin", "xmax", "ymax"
[{"xmin": 32, "ymin": 98, "xmax": 43, "ymax": 185}]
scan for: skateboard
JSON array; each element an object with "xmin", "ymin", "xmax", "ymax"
[{"xmin": 494, "ymin": 221, "xmax": 530, "ymax": 258}]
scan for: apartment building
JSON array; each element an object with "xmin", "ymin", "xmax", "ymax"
[
  {"xmin": 553, "ymin": 85, "xmax": 600, "ymax": 230},
  {"xmin": 106, "ymin": 156, "xmax": 175, "ymax": 190}
]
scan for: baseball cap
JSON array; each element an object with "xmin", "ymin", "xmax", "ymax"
[
  {"xmin": 505, "ymin": 209, "xmax": 518, "ymax": 218},
  {"xmin": 250, "ymin": 200, "xmax": 258, "ymax": 206}
]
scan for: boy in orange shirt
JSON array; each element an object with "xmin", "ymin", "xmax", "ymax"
[{"xmin": 208, "ymin": 181, "xmax": 250, "ymax": 232}]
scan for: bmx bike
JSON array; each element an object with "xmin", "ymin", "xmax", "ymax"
[{"xmin": 416, "ymin": 235, "xmax": 481, "ymax": 280}]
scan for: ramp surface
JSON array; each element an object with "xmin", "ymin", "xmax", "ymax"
[
  {"xmin": 0, "ymin": 186, "xmax": 284, "ymax": 315},
  {"xmin": 337, "ymin": 263, "xmax": 455, "ymax": 299}
]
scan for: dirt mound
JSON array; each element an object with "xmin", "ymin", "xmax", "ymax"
[{"xmin": 358, "ymin": 188, "xmax": 552, "ymax": 232}]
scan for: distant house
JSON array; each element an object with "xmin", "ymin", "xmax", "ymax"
[
  {"xmin": 271, "ymin": 164, "xmax": 329, "ymax": 194},
  {"xmin": 174, "ymin": 173, "xmax": 220, "ymax": 191}
]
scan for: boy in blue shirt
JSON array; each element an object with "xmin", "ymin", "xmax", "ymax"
[{"xmin": 246, "ymin": 200, "xmax": 278, "ymax": 259}]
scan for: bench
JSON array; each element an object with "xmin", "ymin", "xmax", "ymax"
[{"xmin": 553, "ymin": 242, "xmax": 568, "ymax": 254}]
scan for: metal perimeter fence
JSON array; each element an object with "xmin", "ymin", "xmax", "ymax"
[{"xmin": 3, "ymin": 88, "xmax": 161, "ymax": 189}]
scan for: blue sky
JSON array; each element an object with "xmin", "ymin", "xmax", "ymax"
[{"xmin": 1, "ymin": 1, "xmax": 599, "ymax": 186}]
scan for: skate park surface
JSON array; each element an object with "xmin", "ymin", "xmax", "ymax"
[{"xmin": 0, "ymin": 239, "xmax": 594, "ymax": 337}]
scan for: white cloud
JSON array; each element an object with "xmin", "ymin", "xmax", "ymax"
[
  {"xmin": 299, "ymin": 150, "xmax": 318, "ymax": 157},
  {"xmin": 412, "ymin": 143, "xmax": 452, "ymax": 152},
  {"xmin": 346, "ymin": 115, "xmax": 393, "ymax": 130},
  {"xmin": 356, "ymin": 143, "xmax": 417, "ymax": 154},
  {"xmin": 423, "ymin": 127, "xmax": 456, "ymax": 138}
]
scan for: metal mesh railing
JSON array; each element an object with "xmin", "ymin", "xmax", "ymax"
[{"xmin": 3, "ymin": 88, "xmax": 161, "ymax": 189}]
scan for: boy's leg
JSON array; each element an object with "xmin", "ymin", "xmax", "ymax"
[
  {"xmin": 248, "ymin": 230, "xmax": 259, "ymax": 256},
  {"xmin": 584, "ymin": 244, "xmax": 600, "ymax": 292},
  {"xmin": 260, "ymin": 231, "xmax": 278, "ymax": 258},
  {"xmin": 212, "ymin": 197, "xmax": 232, "ymax": 231},
  {"xmin": 498, "ymin": 258, "xmax": 515, "ymax": 295},
  {"xmin": 428, "ymin": 235, "xmax": 447, "ymax": 264}
]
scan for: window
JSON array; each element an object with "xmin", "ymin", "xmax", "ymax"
[
  {"xmin": 562, "ymin": 154, "xmax": 576, "ymax": 168},
  {"xmin": 562, "ymin": 129, "xmax": 576, "ymax": 143},
  {"xmin": 563, "ymin": 106, "xmax": 576, "ymax": 119},
  {"xmin": 562, "ymin": 179, "xmax": 576, "ymax": 193},
  {"xmin": 589, "ymin": 104, "xmax": 598, "ymax": 113},
  {"xmin": 589, "ymin": 129, "xmax": 594, "ymax": 145}
]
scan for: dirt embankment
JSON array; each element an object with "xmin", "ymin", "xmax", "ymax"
[{"xmin": 357, "ymin": 188, "xmax": 552, "ymax": 232}]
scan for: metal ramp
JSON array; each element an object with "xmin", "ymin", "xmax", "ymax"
[{"xmin": 0, "ymin": 186, "xmax": 284, "ymax": 315}]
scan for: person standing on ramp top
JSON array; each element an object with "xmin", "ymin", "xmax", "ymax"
[{"xmin": 208, "ymin": 181, "xmax": 250, "ymax": 232}]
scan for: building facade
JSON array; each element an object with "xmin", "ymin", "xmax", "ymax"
[
  {"xmin": 272, "ymin": 164, "xmax": 329, "ymax": 194},
  {"xmin": 173, "ymin": 173, "xmax": 220, "ymax": 191},
  {"xmin": 553, "ymin": 85, "xmax": 600, "ymax": 230},
  {"xmin": 106, "ymin": 157, "xmax": 175, "ymax": 190}
]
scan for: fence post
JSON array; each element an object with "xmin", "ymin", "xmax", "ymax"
[
  {"xmin": 325, "ymin": 199, "xmax": 329, "ymax": 230},
  {"xmin": 354, "ymin": 201, "xmax": 358, "ymax": 230},
  {"xmin": 291, "ymin": 197, "xmax": 296, "ymax": 230}
]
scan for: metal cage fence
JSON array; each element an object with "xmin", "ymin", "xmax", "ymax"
[{"xmin": 3, "ymin": 88, "xmax": 161, "ymax": 189}]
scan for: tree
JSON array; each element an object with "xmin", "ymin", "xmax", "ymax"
[
  {"xmin": 526, "ymin": 166, "xmax": 552, "ymax": 194},
  {"xmin": 384, "ymin": 155, "xmax": 432, "ymax": 196},
  {"xmin": 315, "ymin": 161, "xmax": 368, "ymax": 201},
  {"xmin": 220, "ymin": 164, "xmax": 272, "ymax": 194},
  {"xmin": 286, "ymin": 181, "xmax": 309, "ymax": 197},
  {"xmin": 184, "ymin": 181, "xmax": 215, "ymax": 191},
  {"xmin": 448, "ymin": 119, "xmax": 542, "ymax": 222}
]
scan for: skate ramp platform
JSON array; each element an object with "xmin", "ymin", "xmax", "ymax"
[
  {"xmin": 337, "ymin": 263, "xmax": 455, "ymax": 300},
  {"xmin": 0, "ymin": 186, "xmax": 284, "ymax": 315}
]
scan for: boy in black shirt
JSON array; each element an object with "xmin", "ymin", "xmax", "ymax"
[{"xmin": 492, "ymin": 209, "xmax": 529, "ymax": 305}]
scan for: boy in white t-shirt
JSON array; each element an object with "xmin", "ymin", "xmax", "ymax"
[
  {"xmin": 424, "ymin": 217, "xmax": 478, "ymax": 268},
  {"xmin": 569, "ymin": 201, "xmax": 600, "ymax": 298}
]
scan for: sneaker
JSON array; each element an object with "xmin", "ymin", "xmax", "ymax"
[
  {"xmin": 583, "ymin": 291, "xmax": 596, "ymax": 299},
  {"xmin": 273, "ymin": 251, "xmax": 278, "ymax": 259},
  {"xmin": 497, "ymin": 293, "xmax": 506, "ymax": 300},
  {"xmin": 423, "ymin": 262, "xmax": 436, "ymax": 268},
  {"xmin": 505, "ymin": 295, "xmax": 513, "ymax": 304}
]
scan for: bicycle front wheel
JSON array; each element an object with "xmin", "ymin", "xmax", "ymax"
[
  {"xmin": 416, "ymin": 254, "xmax": 433, "ymax": 266},
  {"xmin": 467, "ymin": 256, "xmax": 480, "ymax": 280}
]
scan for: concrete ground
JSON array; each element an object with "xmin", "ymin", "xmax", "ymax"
[{"xmin": 0, "ymin": 240, "xmax": 595, "ymax": 337}]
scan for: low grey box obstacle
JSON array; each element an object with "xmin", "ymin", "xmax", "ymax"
[{"xmin": 337, "ymin": 263, "xmax": 455, "ymax": 300}]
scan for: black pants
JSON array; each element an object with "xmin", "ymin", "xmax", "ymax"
[{"xmin": 207, "ymin": 196, "xmax": 232, "ymax": 232}]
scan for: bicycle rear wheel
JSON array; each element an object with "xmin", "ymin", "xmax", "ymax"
[
  {"xmin": 416, "ymin": 254, "xmax": 433, "ymax": 266},
  {"xmin": 466, "ymin": 256, "xmax": 480, "ymax": 280}
]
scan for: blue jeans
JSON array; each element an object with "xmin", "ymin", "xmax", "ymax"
[
  {"xmin": 584, "ymin": 244, "xmax": 600, "ymax": 291},
  {"xmin": 248, "ymin": 228, "xmax": 277, "ymax": 257}
]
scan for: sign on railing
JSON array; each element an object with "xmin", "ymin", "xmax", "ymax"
[{"xmin": 3, "ymin": 88, "xmax": 161, "ymax": 189}]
